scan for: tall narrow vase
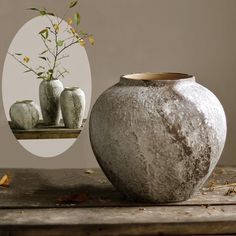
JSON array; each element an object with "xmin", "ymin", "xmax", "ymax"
[
  {"xmin": 60, "ymin": 87, "xmax": 85, "ymax": 129},
  {"xmin": 89, "ymin": 73, "xmax": 227, "ymax": 203},
  {"xmin": 39, "ymin": 79, "xmax": 64, "ymax": 125}
]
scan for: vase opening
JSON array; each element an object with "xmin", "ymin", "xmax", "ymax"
[
  {"xmin": 64, "ymin": 87, "xmax": 80, "ymax": 91},
  {"xmin": 121, "ymin": 73, "xmax": 193, "ymax": 81},
  {"xmin": 15, "ymin": 100, "xmax": 33, "ymax": 104}
]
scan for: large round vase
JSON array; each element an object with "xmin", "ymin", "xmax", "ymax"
[
  {"xmin": 60, "ymin": 87, "xmax": 86, "ymax": 129},
  {"xmin": 89, "ymin": 73, "xmax": 227, "ymax": 203},
  {"xmin": 9, "ymin": 100, "xmax": 40, "ymax": 130},
  {"xmin": 39, "ymin": 79, "xmax": 64, "ymax": 125}
]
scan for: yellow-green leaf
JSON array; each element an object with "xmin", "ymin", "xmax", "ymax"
[
  {"xmin": 88, "ymin": 35, "xmax": 95, "ymax": 45},
  {"xmin": 67, "ymin": 18, "xmax": 73, "ymax": 25},
  {"xmin": 23, "ymin": 56, "xmax": 30, "ymax": 63},
  {"xmin": 53, "ymin": 24, "xmax": 60, "ymax": 32},
  {"xmin": 69, "ymin": 1, "xmax": 78, "ymax": 8},
  {"xmin": 78, "ymin": 38, "xmax": 85, "ymax": 47},
  {"xmin": 57, "ymin": 40, "xmax": 64, "ymax": 47},
  {"xmin": 73, "ymin": 12, "xmax": 80, "ymax": 26},
  {"xmin": 40, "ymin": 10, "xmax": 46, "ymax": 16},
  {"xmin": 39, "ymin": 29, "xmax": 49, "ymax": 39}
]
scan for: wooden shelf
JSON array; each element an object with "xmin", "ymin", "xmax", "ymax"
[
  {"xmin": 9, "ymin": 119, "xmax": 86, "ymax": 140},
  {"xmin": 0, "ymin": 166, "xmax": 235, "ymax": 235}
]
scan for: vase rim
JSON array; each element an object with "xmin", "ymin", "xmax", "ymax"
[
  {"xmin": 64, "ymin": 86, "xmax": 80, "ymax": 91},
  {"xmin": 15, "ymin": 100, "xmax": 33, "ymax": 103},
  {"xmin": 121, "ymin": 72, "xmax": 195, "ymax": 81}
]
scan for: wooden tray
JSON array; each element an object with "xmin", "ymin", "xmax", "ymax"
[{"xmin": 8, "ymin": 119, "xmax": 86, "ymax": 140}]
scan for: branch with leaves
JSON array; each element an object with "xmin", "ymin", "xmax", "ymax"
[{"xmin": 9, "ymin": 0, "xmax": 94, "ymax": 81}]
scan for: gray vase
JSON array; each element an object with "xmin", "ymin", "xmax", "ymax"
[
  {"xmin": 39, "ymin": 79, "xmax": 64, "ymax": 125},
  {"xmin": 9, "ymin": 100, "xmax": 40, "ymax": 130},
  {"xmin": 89, "ymin": 73, "xmax": 227, "ymax": 203},
  {"xmin": 60, "ymin": 87, "xmax": 85, "ymax": 129}
]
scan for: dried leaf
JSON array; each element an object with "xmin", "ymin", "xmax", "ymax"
[
  {"xmin": 40, "ymin": 49, "xmax": 48, "ymax": 55},
  {"xmin": 69, "ymin": 0, "xmax": 78, "ymax": 8},
  {"xmin": 57, "ymin": 192, "xmax": 88, "ymax": 204},
  {"xmin": 23, "ymin": 56, "xmax": 30, "ymax": 63},
  {"xmin": 15, "ymin": 53, "xmax": 23, "ymax": 56},
  {"xmin": 39, "ymin": 56, "xmax": 47, "ymax": 61},
  {"xmin": 27, "ymin": 7, "xmax": 40, "ymax": 11},
  {"xmin": 224, "ymin": 187, "xmax": 236, "ymax": 196},
  {"xmin": 0, "ymin": 174, "xmax": 10, "ymax": 187}
]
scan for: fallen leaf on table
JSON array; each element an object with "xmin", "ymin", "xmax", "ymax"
[
  {"xmin": 57, "ymin": 192, "xmax": 88, "ymax": 204},
  {"xmin": 85, "ymin": 169, "xmax": 94, "ymax": 174},
  {"xmin": 0, "ymin": 174, "xmax": 10, "ymax": 187},
  {"xmin": 224, "ymin": 187, "xmax": 236, "ymax": 196}
]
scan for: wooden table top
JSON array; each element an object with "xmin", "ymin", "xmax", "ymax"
[
  {"xmin": 0, "ymin": 166, "xmax": 235, "ymax": 236},
  {"xmin": 9, "ymin": 119, "xmax": 86, "ymax": 140}
]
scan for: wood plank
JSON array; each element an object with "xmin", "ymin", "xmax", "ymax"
[
  {"xmin": 0, "ymin": 205, "xmax": 236, "ymax": 235},
  {"xmin": 8, "ymin": 119, "xmax": 86, "ymax": 139},
  {"xmin": 0, "ymin": 166, "xmax": 235, "ymax": 208}
]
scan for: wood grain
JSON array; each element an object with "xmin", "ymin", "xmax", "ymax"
[
  {"xmin": 0, "ymin": 166, "xmax": 235, "ymax": 235},
  {"xmin": 8, "ymin": 119, "xmax": 86, "ymax": 139}
]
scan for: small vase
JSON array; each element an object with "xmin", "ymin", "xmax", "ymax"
[
  {"xmin": 9, "ymin": 100, "xmax": 40, "ymax": 130},
  {"xmin": 89, "ymin": 73, "xmax": 227, "ymax": 203},
  {"xmin": 39, "ymin": 79, "xmax": 64, "ymax": 125},
  {"xmin": 60, "ymin": 87, "xmax": 85, "ymax": 129}
]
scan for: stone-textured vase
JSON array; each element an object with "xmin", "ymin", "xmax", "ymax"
[
  {"xmin": 89, "ymin": 73, "xmax": 227, "ymax": 203},
  {"xmin": 60, "ymin": 87, "xmax": 85, "ymax": 129},
  {"xmin": 9, "ymin": 100, "xmax": 40, "ymax": 130},
  {"xmin": 39, "ymin": 79, "xmax": 64, "ymax": 125}
]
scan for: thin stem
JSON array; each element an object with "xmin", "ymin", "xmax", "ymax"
[
  {"xmin": 58, "ymin": 54, "xmax": 69, "ymax": 61},
  {"xmin": 8, "ymin": 53, "xmax": 38, "ymax": 76},
  {"xmin": 42, "ymin": 38, "xmax": 55, "ymax": 57},
  {"xmin": 56, "ymin": 70, "xmax": 69, "ymax": 79},
  {"xmin": 58, "ymin": 35, "xmax": 91, "ymax": 56}
]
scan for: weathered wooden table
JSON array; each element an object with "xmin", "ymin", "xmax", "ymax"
[
  {"xmin": 9, "ymin": 119, "xmax": 86, "ymax": 140},
  {"xmin": 0, "ymin": 166, "xmax": 235, "ymax": 236}
]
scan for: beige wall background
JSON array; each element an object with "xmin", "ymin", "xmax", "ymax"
[{"xmin": 0, "ymin": 0, "xmax": 235, "ymax": 168}]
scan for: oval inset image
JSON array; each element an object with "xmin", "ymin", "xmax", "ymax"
[{"xmin": 2, "ymin": 16, "xmax": 92, "ymax": 158}]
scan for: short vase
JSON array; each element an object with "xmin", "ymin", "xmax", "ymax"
[
  {"xmin": 89, "ymin": 73, "xmax": 227, "ymax": 203},
  {"xmin": 9, "ymin": 100, "xmax": 40, "ymax": 130},
  {"xmin": 39, "ymin": 79, "xmax": 64, "ymax": 125},
  {"xmin": 60, "ymin": 87, "xmax": 85, "ymax": 129}
]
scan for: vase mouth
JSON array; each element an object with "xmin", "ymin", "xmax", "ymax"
[
  {"xmin": 121, "ymin": 72, "xmax": 194, "ymax": 81},
  {"xmin": 64, "ymin": 86, "xmax": 80, "ymax": 91},
  {"xmin": 15, "ymin": 100, "xmax": 33, "ymax": 104}
]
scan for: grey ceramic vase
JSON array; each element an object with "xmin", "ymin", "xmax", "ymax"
[
  {"xmin": 39, "ymin": 79, "xmax": 64, "ymax": 125},
  {"xmin": 89, "ymin": 73, "xmax": 227, "ymax": 203},
  {"xmin": 60, "ymin": 87, "xmax": 85, "ymax": 129},
  {"xmin": 9, "ymin": 100, "xmax": 40, "ymax": 130}
]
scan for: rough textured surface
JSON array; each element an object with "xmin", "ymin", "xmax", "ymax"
[
  {"xmin": 0, "ymin": 167, "xmax": 235, "ymax": 236},
  {"xmin": 39, "ymin": 79, "xmax": 64, "ymax": 125},
  {"xmin": 9, "ymin": 100, "xmax": 40, "ymax": 130},
  {"xmin": 89, "ymin": 73, "xmax": 227, "ymax": 203},
  {"xmin": 60, "ymin": 87, "xmax": 85, "ymax": 129}
]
